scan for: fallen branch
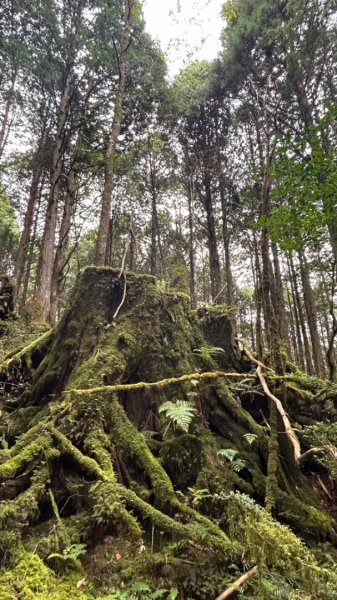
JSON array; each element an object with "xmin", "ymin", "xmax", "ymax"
[
  {"xmin": 242, "ymin": 343, "xmax": 302, "ymax": 463},
  {"xmin": 64, "ymin": 371, "xmax": 255, "ymax": 396},
  {"xmin": 298, "ymin": 444, "xmax": 337, "ymax": 465},
  {"xmin": 215, "ymin": 565, "xmax": 258, "ymax": 600}
]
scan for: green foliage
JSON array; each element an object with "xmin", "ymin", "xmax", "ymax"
[
  {"xmin": 0, "ymin": 189, "xmax": 19, "ymax": 271},
  {"xmin": 225, "ymin": 491, "xmax": 337, "ymax": 598},
  {"xmin": 187, "ymin": 487, "xmax": 212, "ymax": 506},
  {"xmin": 301, "ymin": 422, "xmax": 337, "ymax": 479},
  {"xmin": 243, "ymin": 433, "xmax": 258, "ymax": 447},
  {"xmin": 159, "ymin": 400, "xmax": 196, "ymax": 433},
  {"xmin": 170, "ymin": 60, "xmax": 216, "ymax": 115},
  {"xmin": 217, "ymin": 449, "xmax": 247, "ymax": 473},
  {"xmin": 268, "ymin": 104, "xmax": 337, "ymax": 253},
  {"xmin": 194, "ymin": 346, "xmax": 226, "ymax": 358},
  {"xmin": 47, "ymin": 543, "xmax": 87, "ymax": 570}
]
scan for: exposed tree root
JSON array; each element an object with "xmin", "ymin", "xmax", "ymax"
[{"xmin": 215, "ymin": 565, "xmax": 259, "ymax": 600}]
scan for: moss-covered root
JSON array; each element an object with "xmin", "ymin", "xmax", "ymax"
[
  {"xmin": 0, "ymin": 329, "xmax": 53, "ymax": 372},
  {"xmin": 264, "ymin": 403, "xmax": 279, "ymax": 513},
  {"xmin": 107, "ymin": 392, "xmax": 176, "ymax": 502},
  {"xmin": 0, "ymin": 534, "xmax": 89, "ymax": 600},
  {"xmin": 105, "ymin": 392, "xmax": 234, "ymax": 546}
]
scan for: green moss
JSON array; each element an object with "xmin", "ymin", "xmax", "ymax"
[
  {"xmin": 0, "ymin": 546, "xmax": 90, "ymax": 600},
  {"xmin": 0, "ymin": 467, "xmax": 49, "ymax": 529},
  {"xmin": 83, "ymin": 427, "xmax": 115, "ymax": 478},
  {"xmin": 265, "ymin": 404, "xmax": 279, "ymax": 513},
  {"xmin": 276, "ymin": 489, "xmax": 337, "ymax": 541},
  {"xmin": 49, "ymin": 426, "xmax": 107, "ymax": 480},
  {"xmin": 0, "ymin": 433, "xmax": 53, "ymax": 480},
  {"xmin": 1, "ymin": 328, "xmax": 52, "ymax": 370},
  {"xmin": 67, "ymin": 371, "xmax": 252, "ymax": 396},
  {"xmin": 107, "ymin": 392, "xmax": 176, "ymax": 502}
]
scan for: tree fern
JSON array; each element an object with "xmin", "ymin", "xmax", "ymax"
[{"xmin": 159, "ymin": 400, "xmax": 196, "ymax": 433}]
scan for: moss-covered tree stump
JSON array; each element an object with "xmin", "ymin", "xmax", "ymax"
[{"xmin": 1, "ymin": 268, "xmax": 337, "ymax": 599}]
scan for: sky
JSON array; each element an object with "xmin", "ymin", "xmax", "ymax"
[{"xmin": 143, "ymin": 0, "xmax": 224, "ymax": 78}]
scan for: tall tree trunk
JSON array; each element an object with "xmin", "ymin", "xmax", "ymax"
[
  {"xmin": 252, "ymin": 231, "xmax": 264, "ymax": 357},
  {"xmin": 271, "ymin": 242, "xmax": 290, "ymax": 353},
  {"xmin": 216, "ymin": 141, "xmax": 233, "ymax": 306},
  {"xmin": 289, "ymin": 254, "xmax": 314, "ymax": 374},
  {"xmin": 0, "ymin": 72, "xmax": 17, "ymax": 161},
  {"xmin": 36, "ymin": 69, "xmax": 72, "ymax": 321},
  {"xmin": 95, "ymin": 0, "xmax": 135, "ymax": 265},
  {"xmin": 219, "ymin": 176, "xmax": 233, "ymax": 306},
  {"xmin": 19, "ymin": 174, "xmax": 45, "ymax": 312},
  {"xmin": 14, "ymin": 130, "xmax": 46, "ymax": 294},
  {"xmin": 203, "ymin": 171, "xmax": 222, "ymax": 303},
  {"xmin": 187, "ymin": 175, "xmax": 197, "ymax": 308},
  {"xmin": 150, "ymin": 188, "xmax": 158, "ymax": 277},
  {"xmin": 298, "ymin": 250, "xmax": 326, "ymax": 378},
  {"xmin": 50, "ymin": 168, "xmax": 77, "ymax": 322},
  {"xmin": 285, "ymin": 281, "xmax": 300, "ymax": 366}
]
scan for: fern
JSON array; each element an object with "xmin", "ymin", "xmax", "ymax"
[
  {"xmin": 159, "ymin": 400, "xmax": 196, "ymax": 433},
  {"xmin": 217, "ymin": 449, "xmax": 246, "ymax": 473},
  {"xmin": 231, "ymin": 459, "xmax": 246, "ymax": 473},
  {"xmin": 217, "ymin": 448, "xmax": 239, "ymax": 462},
  {"xmin": 243, "ymin": 433, "xmax": 258, "ymax": 447},
  {"xmin": 194, "ymin": 345, "xmax": 225, "ymax": 358}
]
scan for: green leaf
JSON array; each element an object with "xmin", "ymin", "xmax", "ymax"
[
  {"xmin": 243, "ymin": 433, "xmax": 258, "ymax": 447},
  {"xmin": 159, "ymin": 400, "xmax": 196, "ymax": 432},
  {"xmin": 217, "ymin": 448, "xmax": 239, "ymax": 462}
]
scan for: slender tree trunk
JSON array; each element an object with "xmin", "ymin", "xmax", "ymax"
[
  {"xmin": 0, "ymin": 73, "xmax": 17, "ymax": 161},
  {"xmin": 50, "ymin": 168, "xmax": 77, "ymax": 322},
  {"xmin": 95, "ymin": 0, "xmax": 135, "ymax": 265},
  {"xmin": 14, "ymin": 131, "xmax": 46, "ymax": 294},
  {"xmin": 289, "ymin": 254, "xmax": 314, "ymax": 374},
  {"xmin": 298, "ymin": 250, "xmax": 326, "ymax": 378},
  {"xmin": 19, "ymin": 175, "xmax": 45, "ymax": 312},
  {"xmin": 219, "ymin": 176, "xmax": 233, "ymax": 305},
  {"xmin": 271, "ymin": 242, "xmax": 290, "ymax": 353},
  {"xmin": 253, "ymin": 232, "xmax": 264, "ymax": 357},
  {"xmin": 286, "ymin": 281, "xmax": 299, "ymax": 365},
  {"xmin": 36, "ymin": 69, "xmax": 72, "ymax": 321},
  {"xmin": 150, "ymin": 188, "xmax": 158, "ymax": 277},
  {"xmin": 203, "ymin": 171, "xmax": 222, "ymax": 302},
  {"xmin": 187, "ymin": 175, "xmax": 197, "ymax": 308}
]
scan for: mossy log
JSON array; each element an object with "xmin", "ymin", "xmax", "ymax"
[{"xmin": 1, "ymin": 268, "xmax": 337, "ymax": 599}]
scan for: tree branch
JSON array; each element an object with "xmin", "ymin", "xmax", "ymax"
[{"xmin": 215, "ymin": 566, "xmax": 258, "ymax": 600}]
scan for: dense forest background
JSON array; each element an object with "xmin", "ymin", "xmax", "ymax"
[{"xmin": 1, "ymin": 0, "xmax": 337, "ymax": 372}]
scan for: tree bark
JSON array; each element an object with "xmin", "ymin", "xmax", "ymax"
[
  {"xmin": 36, "ymin": 69, "xmax": 72, "ymax": 321},
  {"xmin": 203, "ymin": 171, "xmax": 222, "ymax": 303},
  {"xmin": 0, "ymin": 72, "xmax": 17, "ymax": 161},
  {"xmin": 50, "ymin": 168, "xmax": 77, "ymax": 322},
  {"xmin": 219, "ymin": 176, "xmax": 233, "ymax": 306},
  {"xmin": 298, "ymin": 250, "xmax": 326, "ymax": 378},
  {"xmin": 95, "ymin": 0, "xmax": 135, "ymax": 265},
  {"xmin": 14, "ymin": 129, "xmax": 46, "ymax": 294},
  {"xmin": 289, "ymin": 254, "xmax": 314, "ymax": 374},
  {"xmin": 271, "ymin": 242, "xmax": 290, "ymax": 354},
  {"xmin": 187, "ymin": 174, "xmax": 197, "ymax": 308}
]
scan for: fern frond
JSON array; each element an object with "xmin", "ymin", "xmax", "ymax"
[
  {"xmin": 159, "ymin": 400, "xmax": 196, "ymax": 432},
  {"xmin": 217, "ymin": 448, "xmax": 239, "ymax": 462}
]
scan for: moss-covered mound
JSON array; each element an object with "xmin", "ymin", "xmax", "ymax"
[{"xmin": 1, "ymin": 268, "xmax": 337, "ymax": 600}]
